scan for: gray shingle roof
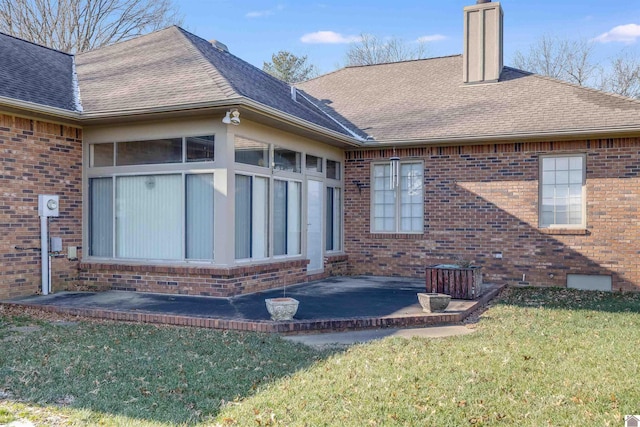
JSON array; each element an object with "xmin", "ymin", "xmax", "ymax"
[
  {"xmin": 75, "ymin": 26, "xmax": 354, "ymax": 136},
  {"xmin": 298, "ymin": 55, "xmax": 640, "ymax": 142},
  {"xmin": 0, "ymin": 32, "xmax": 79, "ymax": 112}
]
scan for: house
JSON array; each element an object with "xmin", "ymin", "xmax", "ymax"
[{"xmin": 1, "ymin": 0, "xmax": 640, "ymax": 300}]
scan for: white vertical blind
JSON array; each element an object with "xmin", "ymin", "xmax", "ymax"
[
  {"xmin": 116, "ymin": 174, "xmax": 182, "ymax": 259},
  {"xmin": 287, "ymin": 181, "xmax": 301, "ymax": 255},
  {"xmin": 89, "ymin": 177, "xmax": 113, "ymax": 257},
  {"xmin": 186, "ymin": 174, "xmax": 214, "ymax": 259},
  {"xmin": 274, "ymin": 180, "xmax": 287, "ymax": 256},
  {"xmin": 235, "ymin": 174, "xmax": 251, "ymax": 259},
  {"xmin": 252, "ymin": 177, "xmax": 269, "ymax": 259}
]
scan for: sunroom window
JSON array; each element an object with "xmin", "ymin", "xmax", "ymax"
[{"xmin": 89, "ymin": 173, "xmax": 214, "ymax": 260}]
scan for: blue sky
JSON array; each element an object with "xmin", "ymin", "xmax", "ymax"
[{"xmin": 179, "ymin": 1, "xmax": 640, "ymax": 74}]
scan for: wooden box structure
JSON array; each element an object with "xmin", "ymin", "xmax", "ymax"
[{"xmin": 425, "ymin": 264, "xmax": 483, "ymax": 300}]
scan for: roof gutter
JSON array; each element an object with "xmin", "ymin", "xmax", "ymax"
[
  {"xmin": 238, "ymin": 98, "xmax": 362, "ymax": 148},
  {"xmin": 0, "ymin": 95, "xmax": 82, "ymax": 122},
  {"xmin": 80, "ymin": 97, "xmax": 364, "ymax": 148},
  {"xmin": 362, "ymin": 126, "xmax": 640, "ymax": 148}
]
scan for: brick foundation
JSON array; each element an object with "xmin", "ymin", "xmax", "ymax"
[
  {"xmin": 344, "ymin": 138, "xmax": 640, "ymax": 292},
  {"xmin": 77, "ymin": 255, "xmax": 349, "ymax": 297},
  {"xmin": 77, "ymin": 259, "xmax": 312, "ymax": 297},
  {"xmin": 0, "ymin": 113, "xmax": 82, "ymax": 299}
]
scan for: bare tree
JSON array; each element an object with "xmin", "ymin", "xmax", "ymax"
[
  {"xmin": 0, "ymin": 0, "xmax": 182, "ymax": 53},
  {"xmin": 598, "ymin": 51, "xmax": 640, "ymax": 98},
  {"xmin": 512, "ymin": 35, "xmax": 598, "ymax": 86},
  {"xmin": 344, "ymin": 34, "xmax": 428, "ymax": 66},
  {"xmin": 263, "ymin": 51, "xmax": 318, "ymax": 83}
]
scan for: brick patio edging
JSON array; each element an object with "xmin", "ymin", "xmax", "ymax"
[{"xmin": 0, "ymin": 284, "xmax": 504, "ymax": 334}]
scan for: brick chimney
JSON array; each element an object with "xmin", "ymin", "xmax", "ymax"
[{"xmin": 463, "ymin": 0, "xmax": 504, "ymax": 84}]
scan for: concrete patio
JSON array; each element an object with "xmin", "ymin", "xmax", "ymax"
[{"xmin": 1, "ymin": 276, "xmax": 503, "ymax": 333}]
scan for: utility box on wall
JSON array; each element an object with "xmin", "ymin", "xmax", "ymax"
[{"xmin": 38, "ymin": 195, "xmax": 59, "ymax": 217}]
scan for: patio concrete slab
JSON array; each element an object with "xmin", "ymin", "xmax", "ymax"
[
  {"xmin": 2, "ymin": 276, "xmax": 503, "ymax": 333},
  {"xmin": 284, "ymin": 325, "xmax": 476, "ymax": 348}
]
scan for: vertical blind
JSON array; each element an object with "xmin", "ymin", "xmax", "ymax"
[
  {"xmin": 89, "ymin": 177, "xmax": 113, "ymax": 257},
  {"xmin": 116, "ymin": 174, "xmax": 183, "ymax": 259},
  {"xmin": 186, "ymin": 174, "xmax": 214, "ymax": 259}
]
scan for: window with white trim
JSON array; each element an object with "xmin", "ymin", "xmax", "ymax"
[
  {"xmin": 372, "ymin": 162, "xmax": 423, "ymax": 233},
  {"xmin": 540, "ymin": 155, "xmax": 585, "ymax": 227}
]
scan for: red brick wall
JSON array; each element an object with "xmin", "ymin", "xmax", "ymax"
[
  {"xmin": 344, "ymin": 138, "xmax": 640, "ymax": 292},
  {"xmin": 77, "ymin": 260, "xmax": 311, "ymax": 297},
  {"xmin": 0, "ymin": 113, "xmax": 83, "ymax": 299}
]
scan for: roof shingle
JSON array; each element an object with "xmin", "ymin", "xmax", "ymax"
[
  {"xmin": 0, "ymin": 32, "xmax": 78, "ymax": 112},
  {"xmin": 298, "ymin": 55, "xmax": 640, "ymax": 142}
]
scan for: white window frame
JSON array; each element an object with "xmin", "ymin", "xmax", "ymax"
[
  {"xmin": 539, "ymin": 153, "xmax": 587, "ymax": 229},
  {"xmin": 370, "ymin": 160, "xmax": 424, "ymax": 234}
]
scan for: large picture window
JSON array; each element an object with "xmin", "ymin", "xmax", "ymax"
[
  {"xmin": 372, "ymin": 162, "xmax": 423, "ymax": 233},
  {"xmin": 89, "ymin": 173, "xmax": 214, "ymax": 260},
  {"xmin": 540, "ymin": 155, "xmax": 585, "ymax": 227}
]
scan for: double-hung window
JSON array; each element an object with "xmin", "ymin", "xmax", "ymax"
[
  {"xmin": 540, "ymin": 155, "xmax": 585, "ymax": 228},
  {"xmin": 372, "ymin": 161, "xmax": 423, "ymax": 233}
]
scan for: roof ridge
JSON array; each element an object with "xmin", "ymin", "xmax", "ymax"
[
  {"xmin": 0, "ymin": 30, "xmax": 73, "ymax": 57},
  {"xmin": 507, "ymin": 65, "xmax": 640, "ymax": 107},
  {"xmin": 77, "ymin": 25, "xmax": 178, "ymax": 56},
  {"xmin": 174, "ymin": 27, "xmax": 237, "ymax": 99}
]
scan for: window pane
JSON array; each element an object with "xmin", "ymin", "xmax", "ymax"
[
  {"xmin": 326, "ymin": 187, "xmax": 334, "ymax": 250},
  {"xmin": 287, "ymin": 181, "xmax": 301, "ymax": 255},
  {"xmin": 235, "ymin": 136, "xmax": 268, "ymax": 167},
  {"xmin": 186, "ymin": 174, "xmax": 214, "ymax": 260},
  {"xmin": 306, "ymin": 154, "xmax": 323, "ymax": 173},
  {"xmin": 116, "ymin": 139, "xmax": 182, "ymax": 165},
  {"xmin": 327, "ymin": 160, "xmax": 341, "ymax": 180},
  {"xmin": 400, "ymin": 163, "xmax": 423, "ymax": 232},
  {"xmin": 333, "ymin": 188, "xmax": 342, "ymax": 250},
  {"xmin": 186, "ymin": 135, "xmax": 215, "ymax": 162},
  {"xmin": 89, "ymin": 178, "xmax": 113, "ymax": 256},
  {"xmin": 540, "ymin": 156, "xmax": 584, "ymax": 227},
  {"xmin": 116, "ymin": 174, "xmax": 182, "ymax": 259},
  {"xmin": 252, "ymin": 177, "xmax": 269, "ymax": 259},
  {"xmin": 274, "ymin": 147, "xmax": 301, "ymax": 172},
  {"xmin": 274, "ymin": 180, "xmax": 287, "ymax": 256},
  {"xmin": 235, "ymin": 175, "xmax": 251, "ymax": 259},
  {"xmin": 90, "ymin": 143, "xmax": 114, "ymax": 167}
]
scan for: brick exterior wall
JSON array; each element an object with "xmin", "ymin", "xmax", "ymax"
[
  {"xmin": 0, "ymin": 113, "xmax": 82, "ymax": 299},
  {"xmin": 77, "ymin": 255, "xmax": 350, "ymax": 297},
  {"xmin": 344, "ymin": 138, "xmax": 640, "ymax": 292},
  {"xmin": 77, "ymin": 259, "xmax": 310, "ymax": 297}
]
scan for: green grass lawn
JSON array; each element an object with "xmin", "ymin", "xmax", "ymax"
[{"xmin": 1, "ymin": 287, "xmax": 639, "ymax": 426}]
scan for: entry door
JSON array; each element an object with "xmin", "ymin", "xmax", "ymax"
[{"xmin": 306, "ymin": 179, "xmax": 323, "ymax": 272}]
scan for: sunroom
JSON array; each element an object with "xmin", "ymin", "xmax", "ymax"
[{"xmin": 80, "ymin": 113, "xmax": 349, "ymax": 296}]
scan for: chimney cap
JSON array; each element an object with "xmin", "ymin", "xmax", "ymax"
[{"xmin": 477, "ymin": 0, "xmax": 491, "ymax": 3}]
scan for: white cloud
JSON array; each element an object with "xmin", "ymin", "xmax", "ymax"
[
  {"xmin": 417, "ymin": 34, "xmax": 447, "ymax": 43},
  {"xmin": 246, "ymin": 5, "xmax": 283, "ymax": 19},
  {"xmin": 300, "ymin": 31, "xmax": 361, "ymax": 44},
  {"xmin": 593, "ymin": 24, "xmax": 640, "ymax": 44}
]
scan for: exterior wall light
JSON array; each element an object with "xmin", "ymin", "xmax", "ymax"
[{"xmin": 222, "ymin": 108, "xmax": 240, "ymax": 125}]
